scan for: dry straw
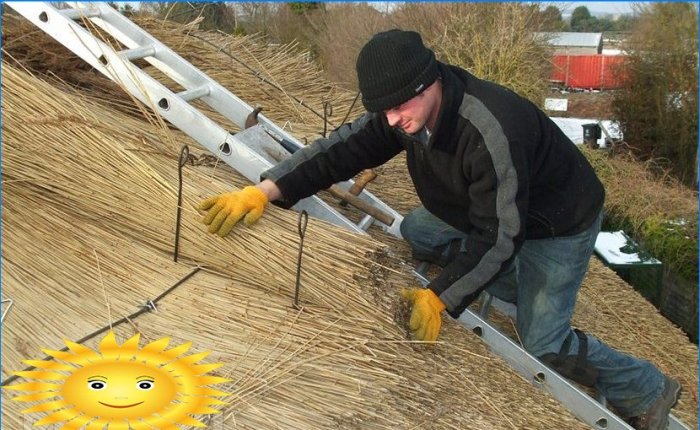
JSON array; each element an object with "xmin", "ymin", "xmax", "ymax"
[
  {"xmin": 1, "ymin": 11, "xmax": 697, "ymax": 428},
  {"xmin": 2, "ymin": 61, "xmax": 593, "ymax": 429},
  {"xmin": 1, "ymin": 14, "xmax": 365, "ymax": 144}
]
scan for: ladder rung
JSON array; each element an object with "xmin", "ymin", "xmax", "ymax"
[
  {"xmin": 176, "ymin": 85, "xmax": 210, "ymax": 102},
  {"xmin": 356, "ymin": 214, "xmax": 375, "ymax": 231},
  {"xmin": 119, "ymin": 45, "xmax": 156, "ymax": 61},
  {"xmin": 59, "ymin": 7, "xmax": 100, "ymax": 20}
]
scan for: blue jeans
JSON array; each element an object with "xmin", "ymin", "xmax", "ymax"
[{"xmin": 400, "ymin": 206, "xmax": 664, "ymax": 418}]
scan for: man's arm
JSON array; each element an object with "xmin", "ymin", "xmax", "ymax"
[
  {"xmin": 430, "ymin": 140, "xmax": 529, "ymax": 317},
  {"xmin": 199, "ymin": 113, "xmax": 401, "ymax": 235},
  {"xmin": 256, "ymin": 178, "xmax": 283, "ymax": 202},
  {"xmin": 261, "ymin": 112, "xmax": 402, "ymax": 209}
]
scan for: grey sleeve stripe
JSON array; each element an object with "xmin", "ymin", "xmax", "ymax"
[
  {"xmin": 441, "ymin": 94, "xmax": 521, "ymax": 310},
  {"xmin": 263, "ymin": 113, "xmax": 373, "ymax": 182}
]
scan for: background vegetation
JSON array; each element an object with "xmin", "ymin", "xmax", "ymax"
[
  {"xmin": 611, "ymin": 3, "xmax": 698, "ymax": 188},
  {"xmin": 138, "ymin": 2, "xmax": 558, "ymax": 107}
]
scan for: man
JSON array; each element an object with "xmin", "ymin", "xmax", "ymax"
[{"xmin": 198, "ymin": 29, "xmax": 680, "ymax": 429}]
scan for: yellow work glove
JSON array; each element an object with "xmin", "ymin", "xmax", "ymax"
[
  {"xmin": 198, "ymin": 186, "xmax": 268, "ymax": 237},
  {"xmin": 400, "ymin": 288, "xmax": 446, "ymax": 342}
]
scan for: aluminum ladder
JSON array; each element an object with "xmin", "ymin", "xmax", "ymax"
[
  {"xmin": 4, "ymin": 1, "xmax": 403, "ymax": 238},
  {"xmin": 7, "ymin": 3, "xmax": 690, "ymax": 430}
]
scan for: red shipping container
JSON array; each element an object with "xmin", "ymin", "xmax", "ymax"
[{"xmin": 551, "ymin": 55, "xmax": 626, "ymax": 90}]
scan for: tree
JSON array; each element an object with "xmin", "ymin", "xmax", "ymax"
[
  {"xmin": 233, "ymin": 2, "xmax": 279, "ymax": 36},
  {"xmin": 570, "ymin": 5, "xmax": 592, "ymax": 31},
  {"xmin": 613, "ymin": 14, "xmax": 639, "ymax": 32},
  {"xmin": 288, "ymin": 2, "xmax": 321, "ymax": 15},
  {"xmin": 539, "ymin": 5, "xmax": 566, "ymax": 31},
  {"xmin": 612, "ymin": 3, "xmax": 698, "ymax": 186}
]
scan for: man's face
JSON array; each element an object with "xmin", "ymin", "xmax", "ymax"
[{"xmin": 384, "ymin": 81, "xmax": 442, "ymax": 135}]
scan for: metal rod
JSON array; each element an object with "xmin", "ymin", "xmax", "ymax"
[
  {"xmin": 173, "ymin": 145, "xmax": 189, "ymax": 262},
  {"xmin": 119, "ymin": 45, "xmax": 156, "ymax": 61},
  {"xmin": 293, "ymin": 210, "xmax": 308, "ymax": 309},
  {"xmin": 177, "ymin": 85, "xmax": 210, "ymax": 102},
  {"xmin": 322, "ymin": 101, "xmax": 332, "ymax": 138},
  {"xmin": 340, "ymin": 91, "xmax": 361, "ymax": 126},
  {"xmin": 479, "ymin": 291, "xmax": 494, "ymax": 319}
]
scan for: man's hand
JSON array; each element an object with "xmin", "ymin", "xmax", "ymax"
[
  {"xmin": 198, "ymin": 186, "xmax": 268, "ymax": 237},
  {"xmin": 400, "ymin": 288, "xmax": 446, "ymax": 342}
]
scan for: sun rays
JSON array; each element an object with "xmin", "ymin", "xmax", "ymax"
[{"xmin": 4, "ymin": 331, "xmax": 229, "ymax": 429}]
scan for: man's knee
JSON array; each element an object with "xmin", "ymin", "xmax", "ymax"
[
  {"xmin": 399, "ymin": 209, "xmax": 421, "ymax": 245},
  {"xmin": 539, "ymin": 329, "xmax": 599, "ymax": 387}
]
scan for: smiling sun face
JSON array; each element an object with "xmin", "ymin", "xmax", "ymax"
[
  {"xmin": 5, "ymin": 331, "xmax": 229, "ymax": 429},
  {"xmin": 62, "ymin": 360, "xmax": 177, "ymax": 419}
]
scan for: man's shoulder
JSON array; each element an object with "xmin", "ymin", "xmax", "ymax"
[{"xmin": 442, "ymin": 63, "xmax": 529, "ymax": 106}]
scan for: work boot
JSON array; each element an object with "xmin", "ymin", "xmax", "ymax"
[{"xmin": 627, "ymin": 375, "xmax": 681, "ymax": 430}]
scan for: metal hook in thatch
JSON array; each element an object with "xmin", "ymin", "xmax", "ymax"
[
  {"xmin": 322, "ymin": 101, "xmax": 333, "ymax": 138},
  {"xmin": 340, "ymin": 91, "xmax": 361, "ymax": 127},
  {"xmin": 293, "ymin": 210, "xmax": 309, "ymax": 310},
  {"xmin": 1, "ymin": 298, "xmax": 14, "ymax": 323},
  {"xmin": 174, "ymin": 145, "xmax": 190, "ymax": 262}
]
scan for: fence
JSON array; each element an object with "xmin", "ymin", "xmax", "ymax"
[{"xmin": 551, "ymin": 54, "xmax": 626, "ymax": 90}]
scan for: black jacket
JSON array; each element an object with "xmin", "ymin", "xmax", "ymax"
[{"xmin": 262, "ymin": 63, "xmax": 605, "ymax": 317}]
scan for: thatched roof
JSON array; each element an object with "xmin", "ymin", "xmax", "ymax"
[{"xmin": 1, "ymin": 12, "xmax": 697, "ymax": 429}]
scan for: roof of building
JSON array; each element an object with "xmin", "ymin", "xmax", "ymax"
[{"xmin": 536, "ymin": 32, "xmax": 603, "ymax": 48}]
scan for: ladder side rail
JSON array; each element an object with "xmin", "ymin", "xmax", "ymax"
[
  {"xmin": 68, "ymin": 2, "xmax": 344, "ymax": 150},
  {"xmin": 670, "ymin": 415, "xmax": 692, "ymax": 430},
  {"xmin": 72, "ymin": 2, "xmax": 328, "ymax": 150},
  {"xmin": 6, "ymin": 3, "xmax": 117, "ymax": 78},
  {"xmin": 5, "ymin": 1, "xmax": 366, "ymax": 234},
  {"xmin": 458, "ymin": 309, "xmax": 634, "ymax": 430},
  {"xmin": 458, "ymin": 309, "xmax": 690, "ymax": 430},
  {"xmin": 6, "ymin": 1, "xmax": 243, "ymax": 170}
]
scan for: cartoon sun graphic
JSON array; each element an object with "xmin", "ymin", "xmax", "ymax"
[{"xmin": 5, "ymin": 331, "xmax": 229, "ymax": 429}]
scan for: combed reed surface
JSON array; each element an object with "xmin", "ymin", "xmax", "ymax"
[{"xmin": 1, "ymin": 11, "xmax": 697, "ymax": 428}]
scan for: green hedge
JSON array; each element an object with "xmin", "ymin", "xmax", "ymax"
[
  {"xmin": 641, "ymin": 217, "xmax": 698, "ymax": 281},
  {"xmin": 583, "ymin": 147, "xmax": 698, "ymax": 284}
]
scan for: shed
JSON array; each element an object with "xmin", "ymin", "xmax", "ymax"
[{"xmin": 536, "ymin": 32, "xmax": 603, "ymax": 55}]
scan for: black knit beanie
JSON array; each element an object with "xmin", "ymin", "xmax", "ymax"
[{"xmin": 356, "ymin": 29, "xmax": 439, "ymax": 112}]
